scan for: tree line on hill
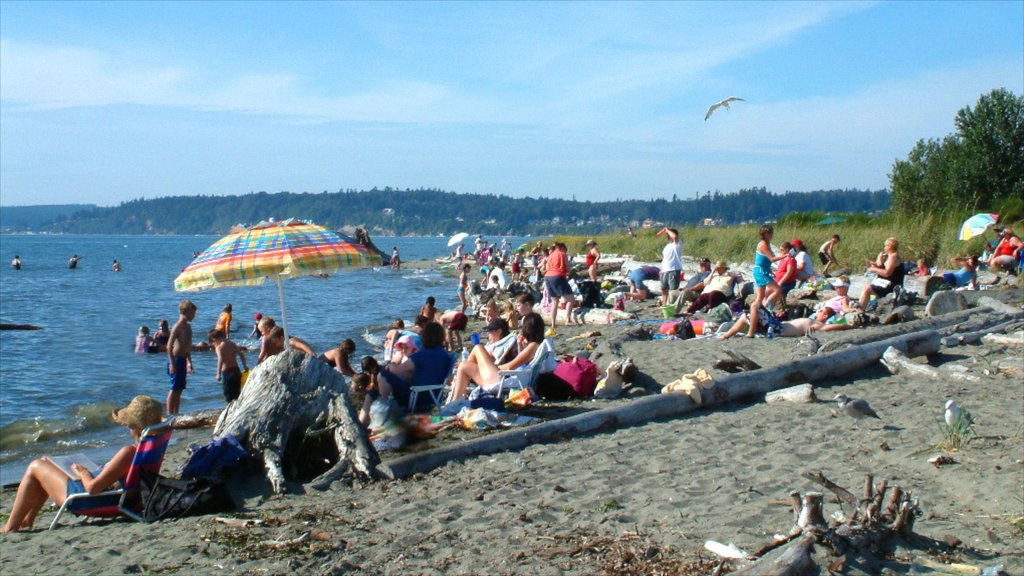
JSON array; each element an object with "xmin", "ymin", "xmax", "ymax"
[{"xmin": 8, "ymin": 187, "xmax": 889, "ymax": 236}]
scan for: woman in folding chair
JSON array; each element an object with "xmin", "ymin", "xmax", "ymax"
[
  {"xmin": 2, "ymin": 395, "xmax": 164, "ymax": 533},
  {"xmin": 448, "ymin": 312, "xmax": 548, "ymax": 401},
  {"xmin": 366, "ymin": 322, "xmax": 453, "ymax": 415}
]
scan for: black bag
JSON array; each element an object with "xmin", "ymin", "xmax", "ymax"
[
  {"xmin": 141, "ymin": 470, "xmax": 235, "ymax": 522},
  {"xmin": 677, "ymin": 319, "xmax": 697, "ymax": 340},
  {"xmin": 533, "ymin": 372, "xmax": 575, "ymax": 400},
  {"xmin": 577, "ymin": 280, "xmax": 603, "ymax": 308}
]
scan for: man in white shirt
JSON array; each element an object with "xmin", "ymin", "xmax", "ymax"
[{"xmin": 658, "ymin": 228, "xmax": 683, "ymax": 306}]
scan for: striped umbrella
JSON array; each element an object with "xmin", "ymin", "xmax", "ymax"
[{"xmin": 174, "ymin": 219, "xmax": 375, "ymax": 343}]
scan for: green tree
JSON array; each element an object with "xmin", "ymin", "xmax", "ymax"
[{"xmin": 890, "ymin": 88, "xmax": 1024, "ymax": 214}]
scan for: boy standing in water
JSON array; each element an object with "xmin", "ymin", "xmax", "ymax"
[
  {"xmin": 209, "ymin": 328, "xmax": 248, "ymax": 402},
  {"xmin": 166, "ymin": 300, "xmax": 196, "ymax": 415}
]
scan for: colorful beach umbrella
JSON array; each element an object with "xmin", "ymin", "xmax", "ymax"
[
  {"xmin": 447, "ymin": 232, "xmax": 469, "ymax": 247},
  {"xmin": 174, "ymin": 219, "xmax": 375, "ymax": 344},
  {"xmin": 958, "ymin": 213, "xmax": 999, "ymax": 241}
]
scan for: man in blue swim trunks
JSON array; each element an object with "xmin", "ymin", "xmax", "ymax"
[{"xmin": 166, "ymin": 300, "xmax": 197, "ymax": 415}]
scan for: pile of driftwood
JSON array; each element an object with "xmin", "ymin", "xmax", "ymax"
[{"xmin": 706, "ymin": 472, "xmax": 923, "ymax": 575}]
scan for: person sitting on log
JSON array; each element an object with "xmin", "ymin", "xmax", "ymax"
[
  {"xmin": 940, "ymin": 255, "xmax": 980, "ymax": 290},
  {"xmin": 680, "ymin": 260, "xmax": 742, "ymax": 316},
  {"xmin": 775, "ymin": 241, "xmax": 798, "ymax": 297},
  {"xmin": 364, "ymin": 322, "xmax": 453, "ymax": 414},
  {"xmin": 448, "ymin": 312, "xmax": 547, "ymax": 400}
]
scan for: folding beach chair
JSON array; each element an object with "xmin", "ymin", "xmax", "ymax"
[
  {"xmin": 407, "ymin": 352, "xmax": 458, "ymax": 413},
  {"xmin": 49, "ymin": 419, "xmax": 174, "ymax": 529},
  {"xmin": 494, "ymin": 338, "xmax": 556, "ymax": 397}
]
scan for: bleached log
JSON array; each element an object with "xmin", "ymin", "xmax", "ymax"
[
  {"xmin": 214, "ymin": 349, "xmax": 380, "ymax": 493},
  {"xmin": 797, "ymin": 492, "xmax": 827, "ymax": 532},
  {"xmin": 880, "ymin": 346, "xmax": 939, "ymax": 378},
  {"xmin": 704, "ymin": 540, "xmax": 750, "ymax": 560},
  {"xmin": 766, "ymin": 384, "xmax": 816, "ymax": 404},
  {"xmin": 382, "ymin": 329, "xmax": 941, "ymax": 479},
  {"xmin": 978, "ymin": 296, "xmax": 1020, "ymax": 316},
  {"xmin": 818, "ymin": 308, "xmax": 1018, "ymax": 354},
  {"xmin": 941, "ymin": 320, "xmax": 1024, "ymax": 347},
  {"xmin": 981, "ymin": 331, "xmax": 1024, "ymax": 348},
  {"xmin": 730, "ymin": 533, "xmax": 815, "ymax": 576},
  {"xmin": 172, "ymin": 408, "xmax": 223, "ymax": 429}
]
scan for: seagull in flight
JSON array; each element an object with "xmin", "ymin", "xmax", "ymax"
[{"xmin": 705, "ymin": 96, "xmax": 745, "ymax": 121}]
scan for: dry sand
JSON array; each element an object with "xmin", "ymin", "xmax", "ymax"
[{"xmin": 2, "ymin": 287, "xmax": 1022, "ymax": 575}]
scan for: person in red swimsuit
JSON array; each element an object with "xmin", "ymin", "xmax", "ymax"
[{"xmin": 585, "ymin": 240, "xmax": 601, "ymax": 282}]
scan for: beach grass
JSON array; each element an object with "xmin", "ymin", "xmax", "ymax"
[{"xmin": 551, "ymin": 212, "xmax": 1024, "ymax": 269}]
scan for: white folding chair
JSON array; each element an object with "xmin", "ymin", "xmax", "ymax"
[{"xmin": 408, "ymin": 352, "xmax": 458, "ymax": 413}]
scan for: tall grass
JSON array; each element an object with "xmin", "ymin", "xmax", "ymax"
[{"xmin": 553, "ymin": 212, "xmax": 1021, "ymax": 268}]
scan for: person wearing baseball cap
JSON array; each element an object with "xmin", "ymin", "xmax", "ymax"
[{"xmin": 2, "ymin": 396, "xmax": 164, "ymax": 533}]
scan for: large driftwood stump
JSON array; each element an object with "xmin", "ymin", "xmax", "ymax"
[
  {"xmin": 214, "ymin": 349, "xmax": 380, "ymax": 494},
  {"xmin": 719, "ymin": 472, "xmax": 926, "ymax": 575}
]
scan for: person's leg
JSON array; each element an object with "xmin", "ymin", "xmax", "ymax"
[
  {"xmin": 686, "ymin": 293, "xmax": 708, "ymax": 315},
  {"xmin": 706, "ymin": 291, "xmax": 726, "ymax": 310},
  {"xmin": 166, "ymin": 389, "xmax": 181, "ymax": 416},
  {"xmin": 747, "ymin": 287, "xmax": 765, "ymax": 338},
  {"xmin": 858, "ymin": 286, "xmax": 874, "ymax": 309},
  {"xmin": 721, "ymin": 314, "xmax": 748, "ymax": 340},
  {"xmin": 2, "ymin": 458, "xmax": 69, "ymax": 532},
  {"xmin": 550, "ymin": 295, "xmax": 561, "ymax": 328},
  {"xmin": 566, "ymin": 297, "xmax": 577, "ymax": 325}
]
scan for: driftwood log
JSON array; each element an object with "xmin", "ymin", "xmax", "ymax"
[
  {"xmin": 213, "ymin": 349, "xmax": 380, "ymax": 493},
  {"xmin": 765, "ymin": 384, "xmax": 816, "ymax": 404},
  {"xmin": 818, "ymin": 306, "xmax": 1019, "ymax": 354},
  {"xmin": 981, "ymin": 330, "xmax": 1024, "ymax": 348},
  {"xmin": 717, "ymin": 472, "xmax": 924, "ymax": 575},
  {"xmin": 381, "ymin": 329, "xmax": 940, "ymax": 479},
  {"xmin": 941, "ymin": 319, "xmax": 1024, "ymax": 347},
  {"xmin": 0, "ymin": 323, "xmax": 42, "ymax": 330}
]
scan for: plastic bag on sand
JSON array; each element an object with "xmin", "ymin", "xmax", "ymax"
[
  {"xmin": 457, "ymin": 407, "xmax": 502, "ymax": 430},
  {"xmin": 506, "ymin": 388, "xmax": 532, "ymax": 407}
]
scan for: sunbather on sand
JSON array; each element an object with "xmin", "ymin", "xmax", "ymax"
[
  {"xmin": 449, "ymin": 312, "xmax": 546, "ymax": 400},
  {"xmin": 1, "ymin": 396, "xmax": 163, "ymax": 533},
  {"xmin": 720, "ymin": 307, "xmax": 848, "ymax": 339}
]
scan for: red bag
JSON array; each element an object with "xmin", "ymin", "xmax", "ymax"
[{"xmin": 553, "ymin": 355, "xmax": 599, "ymax": 398}]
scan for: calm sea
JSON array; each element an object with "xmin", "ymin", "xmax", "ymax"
[{"xmin": 0, "ymin": 233, "xmax": 529, "ymax": 484}]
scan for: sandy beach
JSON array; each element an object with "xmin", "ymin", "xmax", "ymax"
[{"xmin": 2, "ymin": 278, "xmax": 1022, "ymax": 575}]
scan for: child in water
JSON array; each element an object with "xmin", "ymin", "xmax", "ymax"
[
  {"xmin": 209, "ymin": 329, "xmax": 248, "ymax": 402},
  {"xmin": 135, "ymin": 326, "xmax": 151, "ymax": 354}
]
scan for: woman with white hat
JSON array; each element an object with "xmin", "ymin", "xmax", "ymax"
[{"xmin": 1, "ymin": 396, "xmax": 164, "ymax": 533}]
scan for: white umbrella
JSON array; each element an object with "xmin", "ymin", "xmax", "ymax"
[{"xmin": 447, "ymin": 232, "xmax": 469, "ymax": 247}]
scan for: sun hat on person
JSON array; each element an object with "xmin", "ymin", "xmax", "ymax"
[
  {"xmin": 831, "ymin": 277, "xmax": 850, "ymax": 288},
  {"xmin": 112, "ymin": 395, "xmax": 163, "ymax": 430},
  {"xmin": 482, "ymin": 318, "xmax": 510, "ymax": 333},
  {"xmin": 254, "ymin": 312, "xmax": 263, "ymax": 320},
  {"xmin": 586, "ymin": 239, "xmax": 596, "ymax": 246},
  {"xmin": 396, "ymin": 334, "xmax": 419, "ymax": 354},
  {"xmin": 714, "ymin": 260, "xmax": 729, "ymax": 270}
]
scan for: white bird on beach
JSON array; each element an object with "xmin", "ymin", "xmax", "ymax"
[
  {"xmin": 705, "ymin": 96, "xmax": 745, "ymax": 121},
  {"xmin": 944, "ymin": 400, "xmax": 962, "ymax": 427},
  {"xmin": 833, "ymin": 393, "xmax": 881, "ymax": 420}
]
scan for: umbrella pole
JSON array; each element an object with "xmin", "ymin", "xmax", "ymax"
[{"xmin": 275, "ymin": 275, "xmax": 289, "ymax": 348}]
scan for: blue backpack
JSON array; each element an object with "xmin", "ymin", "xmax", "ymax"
[{"xmin": 181, "ymin": 434, "xmax": 248, "ymax": 479}]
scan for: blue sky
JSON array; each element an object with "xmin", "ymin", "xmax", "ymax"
[{"xmin": 1, "ymin": 1, "xmax": 1021, "ymax": 207}]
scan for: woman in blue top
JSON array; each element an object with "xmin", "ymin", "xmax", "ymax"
[
  {"xmin": 748, "ymin": 225, "xmax": 786, "ymax": 338},
  {"xmin": 942, "ymin": 255, "xmax": 979, "ymax": 290},
  {"xmin": 372, "ymin": 322, "xmax": 452, "ymax": 413}
]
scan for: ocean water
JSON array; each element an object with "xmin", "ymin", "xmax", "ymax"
[{"xmin": 0, "ymin": 233, "xmax": 529, "ymax": 483}]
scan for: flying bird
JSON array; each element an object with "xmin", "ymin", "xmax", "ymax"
[
  {"xmin": 705, "ymin": 96, "xmax": 745, "ymax": 121},
  {"xmin": 833, "ymin": 394, "xmax": 881, "ymax": 420}
]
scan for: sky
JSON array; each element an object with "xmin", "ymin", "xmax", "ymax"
[{"xmin": 1, "ymin": 1, "xmax": 1021, "ymax": 207}]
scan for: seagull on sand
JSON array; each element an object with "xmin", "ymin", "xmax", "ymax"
[
  {"xmin": 944, "ymin": 400, "xmax": 963, "ymax": 427},
  {"xmin": 833, "ymin": 394, "xmax": 881, "ymax": 420},
  {"xmin": 705, "ymin": 96, "xmax": 745, "ymax": 121}
]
